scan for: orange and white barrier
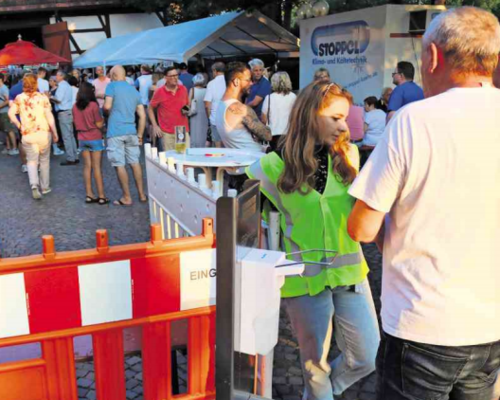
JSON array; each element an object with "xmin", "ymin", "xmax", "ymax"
[{"xmin": 0, "ymin": 221, "xmax": 216, "ymax": 400}]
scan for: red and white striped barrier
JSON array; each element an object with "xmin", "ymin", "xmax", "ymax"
[{"xmin": 0, "ymin": 248, "xmax": 216, "ymax": 340}]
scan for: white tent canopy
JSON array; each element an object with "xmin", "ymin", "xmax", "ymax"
[{"xmin": 73, "ymin": 11, "xmax": 299, "ymax": 68}]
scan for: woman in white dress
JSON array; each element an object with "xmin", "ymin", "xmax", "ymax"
[
  {"xmin": 261, "ymin": 71, "xmax": 297, "ymax": 151},
  {"xmin": 188, "ymin": 73, "xmax": 209, "ymax": 148}
]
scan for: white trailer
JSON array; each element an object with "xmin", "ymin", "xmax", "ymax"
[{"xmin": 300, "ymin": 4, "xmax": 446, "ymax": 104}]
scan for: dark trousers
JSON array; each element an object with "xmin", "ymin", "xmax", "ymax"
[{"xmin": 376, "ymin": 332, "xmax": 500, "ymax": 400}]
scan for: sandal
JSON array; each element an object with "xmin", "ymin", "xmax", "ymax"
[
  {"xmin": 86, "ymin": 196, "xmax": 98, "ymax": 204},
  {"xmin": 98, "ymin": 197, "xmax": 110, "ymax": 205}
]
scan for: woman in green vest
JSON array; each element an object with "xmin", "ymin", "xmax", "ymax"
[{"xmin": 247, "ymin": 81, "xmax": 379, "ymax": 400}]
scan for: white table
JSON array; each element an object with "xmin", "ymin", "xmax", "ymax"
[{"xmin": 162, "ymin": 148, "xmax": 265, "ymax": 193}]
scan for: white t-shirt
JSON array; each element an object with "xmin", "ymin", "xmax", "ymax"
[
  {"xmin": 349, "ymin": 86, "xmax": 500, "ymax": 346},
  {"xmin": 204, "ymin": 75, "xmax": 226, "ymax": 125},
  {"xmin": 37, "ymin": 78, "xmax": 50, "ymax": 94},
  {"xmin": 71, "ymin": 86, "xmax": 78, "ymax": 106},
  {"xmin": 363, "ymin": 108, "xmax": 386, "ymax": 146},
  {"xmin": 261, "ymin": 92, "xmax": 296, "ymax": 137},
  {"xmin": 135, "ymin": 74, "xmax": 152, "ymax": 106}
]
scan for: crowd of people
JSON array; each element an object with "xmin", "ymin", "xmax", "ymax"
[{"xmin": 0, "ymin": 6, "xmax": 499, "ymax": 400}]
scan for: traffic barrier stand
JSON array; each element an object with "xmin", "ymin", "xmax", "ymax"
[{"xmin": 0, "ymin": 220, "xmax": 216, "ymax": 400}]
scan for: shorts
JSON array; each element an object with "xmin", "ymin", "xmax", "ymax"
[
  {"xmin": 210, "ymin": 124, "xmax": 221, "ymax": 142},
  {"xmin": 107, "ymin": 135, "xmax": 140, "ymax": 167},
  {"xmin": 0, "ymin": 113, "xmax": 19, "ymax": 135},
  {"xmin": 79, "ymin": 139, "xmax": 105, "ymax": 152}
]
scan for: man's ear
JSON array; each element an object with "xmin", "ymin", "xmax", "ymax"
[{"xmin": 429, "ymin": 42, "xmax": 440, "ymax": 74}]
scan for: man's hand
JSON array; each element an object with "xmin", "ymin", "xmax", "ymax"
[
  {"xmin": 152, "ymin": 125, "xmax": 163, "ymax": 138},
  {"xmin": 138, "ymin": 135, "xmax": 143, "ymax": 145},
  {"xmin": 52, "ymin": 131, "xmax": 59, "ymax": 143}
]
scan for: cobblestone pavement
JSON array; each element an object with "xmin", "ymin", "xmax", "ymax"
[{"xmin": 0, "ymin": 144, "xmax": 382, "ymax": 400}]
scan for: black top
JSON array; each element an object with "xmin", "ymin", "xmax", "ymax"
[{"xmin": 275, "ymin": 145, "xmax": 329, "ymax": 195}]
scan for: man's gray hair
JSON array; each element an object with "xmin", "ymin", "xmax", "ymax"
[
  {"xmin": 192, "ymin": 73, "xmax": 207, "ymax": 87},
  {"xmin": 423, "ymin": 6, "xmax": 500, "ymax": 76},
  {"xmin": 248, "ymin": 58, "xmax": 265, "ymax": 69},
  {"xmin": 212, "ymin": 62, "xmax": 226, "ymax": 73}
]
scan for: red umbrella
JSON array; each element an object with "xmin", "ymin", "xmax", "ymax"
[{"xmin": 0, "ymin": 37, "xmax": 70, "ymax": 67}]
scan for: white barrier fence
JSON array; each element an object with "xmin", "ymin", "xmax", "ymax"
[{"xmin": 144, "ymin": 144, "xmax": 222, "ymax": 239}]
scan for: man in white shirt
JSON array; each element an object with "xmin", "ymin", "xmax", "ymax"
[
  {"xmin": 53, "ymin": 70, "xmax": 78, "ymax": 165},
  {"xmin": 204, "ymin": 62, "xmax": 226, "ymax": 147},
  {"xmin": 37, "ymin": 67, "xmax": 50, "ymax": 96},
  {"xmin": 347, "ymin": 7, "xmax": 500, "ymax": 400},
  {"xmin": 135, "ymin": 64, "xmax": 153, "ymax": 107}
]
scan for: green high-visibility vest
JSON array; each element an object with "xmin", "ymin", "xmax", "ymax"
[{"xmin": 246, "ymin": 151, "xmax": 368, "ymax": 298}]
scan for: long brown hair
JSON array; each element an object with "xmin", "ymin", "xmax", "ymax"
[{"xmin": 277, "ymin": 81, "xmax": 357, "ymax": 194}]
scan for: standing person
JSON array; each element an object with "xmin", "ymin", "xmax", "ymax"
[
  {"xmin": 8, "ymin": 74, "xmax": 59, "ymax": 200},
  {"xmin": 246, "ymin": 59, "xmax": 271, "ymax": 118},
  {"xmin": 68, "ymin": 76, "xmax": 79, "ymax": 106},
  {"xmin": 9, "ymin": 72, "xmax": 31, "ymax": 171},
  {"xmin": 386, "ymin": 61, "xmax": 424, "ymax": 122},
  {"xmin": 188, "ymin": 73, "xmax": 208, "ymax": 148},
  {"xmin": 135, "ymin": 64, "xmax": 153, "ymax": 109},
  {"xmin": 261, "ymin": 71, "xmax": 296, "ymax": 151},
  {"xmin": 37, "ymin": 67, "xmax": 50, "ymax": 96},
  {"xmin": 0, "ymin": 73, "xmax": 19, "ymax": 156},
  {"xmin": 178, "ymin": 62, "xmax": 194, "ymax": 92},
  {"xmin": 314, "ymin": 67, "xmax": 331, "ymax": 82},
  {"xmin": 148, "ymin": 66, "xmax": 190, "ymax": 151},
  {"xmin": 71, "ymin": 69, "xmax": 82, "ymax": 86},
  {"xmin": 48, "ymin": 75, "xmax": 64, "ymax": 157},
  {"xmin": 204, "ymin": 61, "xmax": 226, "ymax": 147},
  {"xmin": 92, "ymin": 66, "xmax": 110, "ymax": 112},
  {"xmin": 104, "ymin": 65, "xmax": 147, "ymax": 206},
  {"xmin": 348, "ymin": 7, "xmax": 500, "ymax": 400},
  {"xmin": 72, "ymin": 82, "xmax": 108, "ymax": 205},
  {"xmin": 216, "ymin": 62, "xmax": 271, "ymax": 152},
  {"xmin": 362, "ymin": 96, "xmax": 386, "ymax": 147},
  {"xmin": 53, "ymin": 70, "xmax": 78, "ymax": 165},
  {"xmin": 247, "ymin": 81, "xmax": 379, "ymax": 400},
  {"xmin": 346, "ymin": 103, "xmax": 364, "ymax": 144},
  {"xmin": 376, "ymin": 87, "xmax": 392, "ymax": 112}
]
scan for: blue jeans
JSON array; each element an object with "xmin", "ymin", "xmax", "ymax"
[
  {"xmin": 283, "ymin": 278, "xmax": 380, "ymax": 400},
  {"xmin": 376, "ymin": 333, "xmax": 500, "ymax": 400}
]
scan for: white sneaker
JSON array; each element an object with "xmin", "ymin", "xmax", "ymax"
[
  {"xmin": 1, "ymin": 148, "xmax": 9, "ymax": 155},
  {"xmin": 32, "ymin": 187, "xmax": 42, "ymax": 200},
  {"xmin": 21, "ymin": 165, "xmax": 28, "ymax": 173},
  {"xmin": 55, "ymin": 148, "xmax": 65, "ymax": 156},
  {"xmin": 9, "ymin": 149, "xmax": 19, "ymax": 156},
  {"xmin": 41, "ymin": 188, "xmax": 52, "ymax": 195}
]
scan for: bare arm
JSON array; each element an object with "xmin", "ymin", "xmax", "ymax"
[
  {"xmin": 247, "ymin": 95, "xmax": 264, "ymax": 108},
  {"xmin": 44, "ymin": 107, "xmax": 59, "ymax": 142},
  {"xmin": 8, "ymin": 104, "xmax": 20, "ymax": 129},
  {"xmin": 136, "ymin": 104, "xmax": 146, "ymax": 141},
  {"xmin": 103, "ymin": 96, "xmax": 113, "ymax": 112},
  {"xmin": 0, "ymin": 99, "xmax": 9, "ymax": 110},
  {"xmin": 386, "ymin": 111, "xmax": 395, "ymax": 124},
  {"xmin": 204, "ymin": 101, "xmax": 211, "ymax": 119},
  {"xmin": 364, "ymin": 122, "xmax": 369, "ymax": 134},
  {"xmin": 347, "ymin": 200, "xmax": 385, "ymax": 246},
  {"xmin": 232, "ymin": 103, "xmax": 271, "ymax": 142},
  {"xmin": 96, "ymin": 120, "xmax": 104, "ymax": 129},
  {"xmin": 261, "ymin": 112, "xmax": 268, "ymax": 125}
]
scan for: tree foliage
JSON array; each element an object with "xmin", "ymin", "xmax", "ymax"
[{"xmin": 124, "ymin": 0, "xmax": 500, "ymax": 31}]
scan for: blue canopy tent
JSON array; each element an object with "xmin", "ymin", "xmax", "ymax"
[{"xmin": 73, "ymin": 11, "xmax": 299, "ymax": 68}]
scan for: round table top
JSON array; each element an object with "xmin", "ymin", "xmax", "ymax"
[{"xmin": 163, "ymin": 148, "xmax": 265, "ymax": 168}]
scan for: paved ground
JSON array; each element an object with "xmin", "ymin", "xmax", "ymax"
[{"xmin": 0, "ymin": 144, "xmax": 382, "ymax": 400}]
